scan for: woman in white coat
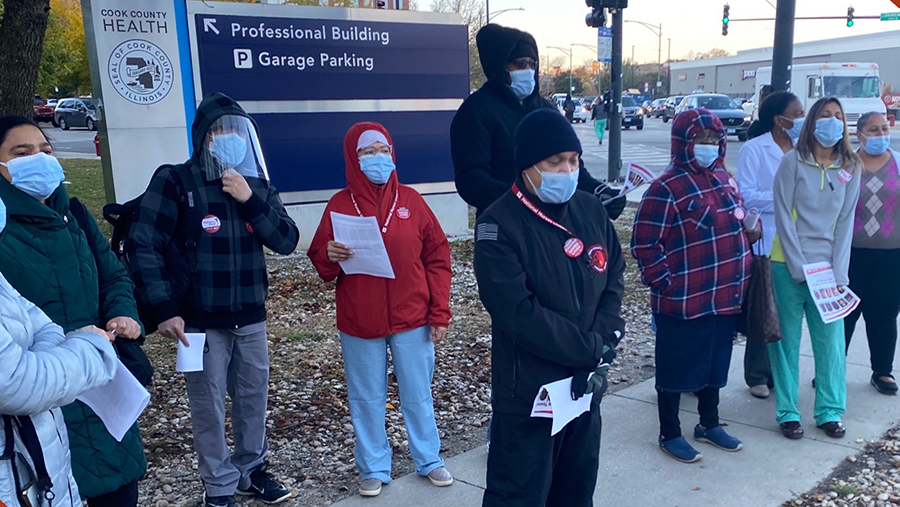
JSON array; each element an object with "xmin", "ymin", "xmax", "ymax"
[
  {"xmin": 0, "ymin": 196, "xmax": 118, "ymax": 507},
  {"xmin": 736, "ymin": 91, "xmax": 806, "ymax": 399}
]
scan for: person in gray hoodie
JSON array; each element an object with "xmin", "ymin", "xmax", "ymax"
[{"xmin": 769, "ymin": 97, "xmax": 861, "ymax": 441}]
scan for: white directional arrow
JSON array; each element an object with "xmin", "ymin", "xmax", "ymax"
[{"xmin": 203, "ymin": 18, "xmax": 219, "ymax": 35}]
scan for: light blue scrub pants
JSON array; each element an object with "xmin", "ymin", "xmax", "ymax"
[{"xmin": 340, "ymin": 325, "xmax": 445, "ymax": 483}]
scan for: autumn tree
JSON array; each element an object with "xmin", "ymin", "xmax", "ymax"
[
  {"xmin": 37, "ymin": 0, "xmax": 90, "ymax": 98},
  {"xmin": 0, "ymin": 0, "xmax": 52, "ymax": 116},
  {"xmin": 430, "ymin": 0, "xmax": 485, "ymax": 91}
]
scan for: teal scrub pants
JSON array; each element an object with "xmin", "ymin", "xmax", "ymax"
[
  {"xmin": 594, "ymin": 119, "xmax": 607, "ymax": 141},
  {"xmin": 767, "ymin": 262, "xmax": 846, "ymax": 426}
]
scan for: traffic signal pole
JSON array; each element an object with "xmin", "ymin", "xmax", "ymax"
[
  {"xmin": 771, "ymin": 0, "xmax": 796, "ymax": 92},
  {"xmin": 608, "ymin": 8, "xmax": 623, "ymax": 182}
]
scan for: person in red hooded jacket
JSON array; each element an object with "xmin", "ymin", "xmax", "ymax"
[{"xmin": 308, "ymin": 122, "xmax": 453, "ymax": 498}]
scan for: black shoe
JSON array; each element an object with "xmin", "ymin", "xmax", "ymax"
[
  {"xmin": 236, "ymin": 461, "xmax": 292, "ymax": 504},
  {"xmin": 871, "ymin": 374, "xmax": 899, "ymax": 395},
  {"xmin": 818, "ymin": 421, "xmax": 846, "ymax": 439},
  {"xmin": 780, "ymin": 421, "xmax": 804, "ymax": 440},
  {"xmin": 204, "ymin": 494, "xmax": 237, "ymax": 507}
]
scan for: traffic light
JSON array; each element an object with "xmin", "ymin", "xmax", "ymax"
[
  {"xmin": 585, "ymin": 2, "xmax": 607, "ymax": 27},
  {"xmin": 847, "ymin": 6, "xmax": 855, "ymax": 27},
  {"xmin": 722, "ymin": 4, "xmax": 730, "ymax": 36}
]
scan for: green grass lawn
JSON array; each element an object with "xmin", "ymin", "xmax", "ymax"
[{"xmin": 60, "ymin": 158, "xmax": 110, "ymax": 237}]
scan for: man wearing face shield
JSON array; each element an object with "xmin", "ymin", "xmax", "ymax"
[
  {"xmin": 450, "ymin": 24, "xmax": 625, "ymax": 221},
  {"xmin": 128, "ymin": 93, "xmax": 299, "ymax": 507}
]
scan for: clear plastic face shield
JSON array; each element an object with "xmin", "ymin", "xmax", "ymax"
[{"xmin": 199, "ymin": 115, "xmax": 269, "ymax": 181}]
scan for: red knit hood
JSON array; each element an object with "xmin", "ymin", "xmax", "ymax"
[{"xmin": 344, "ymin": 122, "xmax": 399, "ymax": 216}]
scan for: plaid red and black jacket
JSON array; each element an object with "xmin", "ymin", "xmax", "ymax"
[{"xmin": 631, "ymin": 109, "xmax": 751, "ymax": 319}]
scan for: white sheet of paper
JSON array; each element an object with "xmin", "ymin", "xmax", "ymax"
[
  {"xmin": 77, "ymin": 360, "xmax": 151, "ymax": 442},
  {"xmin": 802, "ymin": 262, "xmax": 861, "ymax": 325},
  {"xmin": 331, "ymin": 212, "xmax": 396, "ymax": 279},
  {"xmin": 176, "ymin": 333, "xmax": 206, "ymax": 373},
  {"xmin": 530, "ymin": 376, "xmax": 594, "ymax": 436}
]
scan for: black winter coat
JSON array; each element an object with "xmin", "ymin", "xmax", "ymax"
[
  {"xmin": 474, "ymin": 178, "xmax": 626, "ymax": 415},
  {"xmin": 450, "ymin": 25, "xmax": 604, "ymax": 215}
]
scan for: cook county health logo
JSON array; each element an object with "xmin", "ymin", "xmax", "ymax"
[{"xmin": 107, "ymin": 39, "xmax": 174, "ymax": 105}]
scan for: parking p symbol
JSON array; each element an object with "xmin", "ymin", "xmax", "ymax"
[{"xmin": 234, "ymin": 49, "xmax": 252, "ymax": 69}]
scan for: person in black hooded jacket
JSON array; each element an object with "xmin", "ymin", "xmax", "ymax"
[
  {"xmin": 450, "ymin": 24, "xmax": 625, "ymax": 220},
  {"xmin": 474, "ymin": 109, "xmax": 625, "ymax": 506}
]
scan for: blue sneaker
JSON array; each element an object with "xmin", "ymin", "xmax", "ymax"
[
  {"xmin": 659, "ymin": 436, "xmax": 703, "ymax": 463},
  {"xmin": 694, "ymin": 424, "xmax": 743, "ymax": 452}
]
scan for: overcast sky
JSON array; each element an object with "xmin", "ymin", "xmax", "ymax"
[{"xmin": 426, "ymin": 0, "xmax": 900, "ymax": 66}]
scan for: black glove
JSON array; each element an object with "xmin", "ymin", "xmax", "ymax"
[
  {"xmin": 571, "ymin": 363, "xmax": 611, "ymax": 400},
  {"xmin": 595, "ymin": 183, "xmax": 626, "ymax": 220}
]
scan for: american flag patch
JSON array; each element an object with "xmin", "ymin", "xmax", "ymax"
[{"xmin": 476, "ymin": 223, "xmax": 499, "ymax": 241}]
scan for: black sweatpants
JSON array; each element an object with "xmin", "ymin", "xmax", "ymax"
[
  {"xmin": 86, "ymin": 480, "xmax": 139, "ymax": 507},
  {"xmin": 657, "ymin": 387, "xmax": 720, "ymax": 441},
  {"xmin": 483, "ymin": 398, "xmax": 602, "ymax": 507},
  {"xmin": 743, "ymin": 339, "xmax": 773, "ymax": 388},
  {"xmin": 845, "ymin": 247, "xmax": 900, "ymax": 376}
]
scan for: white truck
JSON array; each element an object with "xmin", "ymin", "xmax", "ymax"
[{"xmin": 751, "ymin": 62, "xmax": 886, "ymax": 133}]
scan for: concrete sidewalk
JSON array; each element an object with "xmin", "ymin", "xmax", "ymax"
[{"xmin": 331, "ymin": 320, "xmax": 900, "ymax": 507}]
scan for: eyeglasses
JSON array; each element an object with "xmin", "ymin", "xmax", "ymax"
[
  {"xmin": 358, "ymin": 145, "xmax": 392, "ymax": 157},
  {"xmin": 510, "ymin": 58, "xmax": 537, "ymax": 70}
]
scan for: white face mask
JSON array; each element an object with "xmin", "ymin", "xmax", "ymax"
[{"xmin": 693, "ymin": 144, "xmax": 720, "ymax": 168}]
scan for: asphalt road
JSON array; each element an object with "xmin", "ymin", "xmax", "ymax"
[
  {"xmin": 575, "ymin": 115, "xmax": 900, "ymax": 183},
  {"xmin": 41, "ymin": 124, "xmax": 96, "ymax": 157}
]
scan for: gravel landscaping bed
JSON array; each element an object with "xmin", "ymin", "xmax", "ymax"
[
  {"xmin": 786, "ymin": 426, "xmax": 900, "ymax": 507},
  {"xmin": 136, "ymin": 208, "xmax": 657, "ymax": 507}
]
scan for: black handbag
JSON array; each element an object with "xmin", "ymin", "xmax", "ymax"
[
  {"xmin": 2, "ymin": 415, "xmax": 54, "ymax": 507},
  {"xmin": 736, "ymin": 231, "xmax": 782, "ymax": 343}
]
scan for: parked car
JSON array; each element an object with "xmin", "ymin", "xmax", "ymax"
[
  {"xmin": 661, "ymin": 95, "xmax": 686, "ymax": 123},
  {"xmin": 622, "ymin": 96, "xmax": 644, "ymax": 130},
  {"xmin": 647, "ymin": 98, "xmax": 667, "ymax": 118},
  {"xmin": 678, "ymin": 93, "xmax": 751, "ymax": 141},
  {"xmin": 54, "ymin": 97, "xmax": 98, "ymax": 131},
  {"xmin": 572, "ymin": 98, "xmax": 591, "ymax": 123},
  {"xmin": 32, "ymin": 96, "xmax": 54, "ymax": 124}
]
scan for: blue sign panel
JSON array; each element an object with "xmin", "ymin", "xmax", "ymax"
[
  {"xmin": 193, "ymin": 14, "xmax": 469, "ymax": 101},
  {"xmin": 190, "ymin": 12, "xmax": 468, "ymax": 198},
  {"xmin": 256, "ymin": 109, "xmax": 456, "ymax": 202}
]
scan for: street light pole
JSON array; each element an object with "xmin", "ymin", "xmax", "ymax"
[
  {"xmin": 572, "ymin": 43, "xmax": 600, "ymax": 94},
  {"xmin": 657, "ymin": 23, "xmax": 662, "ymax": 98},
  {"xmin": 624, "ymin": 20, "xmax": 664, "ymax": 97},
  {"xmin": 485, "ymin": 0, "xmax": 489, "ymax": 24},
  {"xmin": 667, "ymin": 38, "xmax": 671, "ymax": 95},
  {"xmin": 630, "ymin": 45, "xmax": 635, "ymax": 91},
  {"xmin": 487, "ymin": 7, "xmax": 524, "ymax": 22},
  {"xmin": 771, "ymin": 0, "xmax": 796, "ymax": 92}
]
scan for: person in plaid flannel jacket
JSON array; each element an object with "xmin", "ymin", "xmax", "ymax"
[
  {"xmin": 128, "ymin": 93, "xmax": 299, "ymax": 506},
  {"xmin": 631, "ymin": 108, "xmax": 759, "ymax": 464}
]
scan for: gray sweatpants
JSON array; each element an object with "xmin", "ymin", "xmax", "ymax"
[{"xmin": 185, "ymin": 321, "xmax": 270, "ymax": 497}]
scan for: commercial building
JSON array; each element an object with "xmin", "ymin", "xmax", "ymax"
[{"xmin": 669, "ymin": 30, "xmax": 900, "ymax": 99}]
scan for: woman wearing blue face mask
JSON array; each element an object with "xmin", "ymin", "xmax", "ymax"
[
  {"xmin": 845, "ymin": 112, "xmax": 900, "ymax": 395},
  {"xmin": 475, "ymin": 108, "xmax": 625, "ymax": 505},
  {"xmin": 308, "ymin": 123, "xmax": 453, "ymax": 498},
  {"xmin": 633, "ymin": 108, "xmax": 758, "ymax": 464},
  {"xmin": 770, "ymin": 98, "xmax": 861, "ymax": 440},
  {"xmin": 0, "ymin": 116, "xmax": 146, "ymax": 505},
  {"xmin": 737, "ymin": 92, "xmax": 806, "ymax": 400}
]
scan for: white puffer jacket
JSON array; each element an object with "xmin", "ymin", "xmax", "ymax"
[{"xmin": 0, "ymin": 274, "xmax": 117, "ymax": 506}]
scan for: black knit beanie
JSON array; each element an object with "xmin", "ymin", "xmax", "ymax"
[
  {"xmin": 515, "ymin": 109, "xmax": 583, "ymax": 172},
  {"xmin": 508, "ymin": 39, "xmax": 538, "ymax": 62}
]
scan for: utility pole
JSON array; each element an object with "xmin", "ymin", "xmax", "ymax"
[
  {"xmin": 667, "ymin": 38, "xmax": 671, "ymax": 95},
  {"xmin": 609, "ymin": 8, "xmax": 624, "ymax": 182},
  {"xmin": 630, "ymin": 45, "xmax": 635, "ymax": 90},
  {"xmin": 771, "ymin": 0, "xmax": 796, "ymax": 92},
  {"xmin": 485, "ymin": 0, "xmax": 489, "ymax": 23},
  {"xmin": 547, "ymin": 46, "xmax": 574, "ymax": 93},
  {"xmin": 657, "ymin": 23, "xmax": 662, "ymax": 99}
]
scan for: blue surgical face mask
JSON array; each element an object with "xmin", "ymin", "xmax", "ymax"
[
  {"xmin": 781, "ymin": 115, "xmax": 805, "ymax": 142},
  {"xmin": 209, "ymin": 133, "xmax": 248, "ymax": 169},
  {"xmin": 359, "ymin": 153, "xmax": 396, "ymax": 185},
  {"xmin": 0, "ymin": 152, "xmax": 65, "ymax": 200},
  {"xmin": 814, "ymin": 117, "xmax": 845, "ymax": 148},
  {"xmin": 862, "ymin": 134, "xmax": 891, "ymax": 156},
  {"xmin": 508, "ymin": 69, "xmax": 536, "ymax": 100},
  {"xmin": 0, "ymin": 197, "xmax": 6, "ymax": 234},
  {"xmin": 526, "ymin": 167, "xmax": 579, "ymax": 204},
  {"xmin": 693, "ymin": 144, "xmax": 720, "ymax": 169}
]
